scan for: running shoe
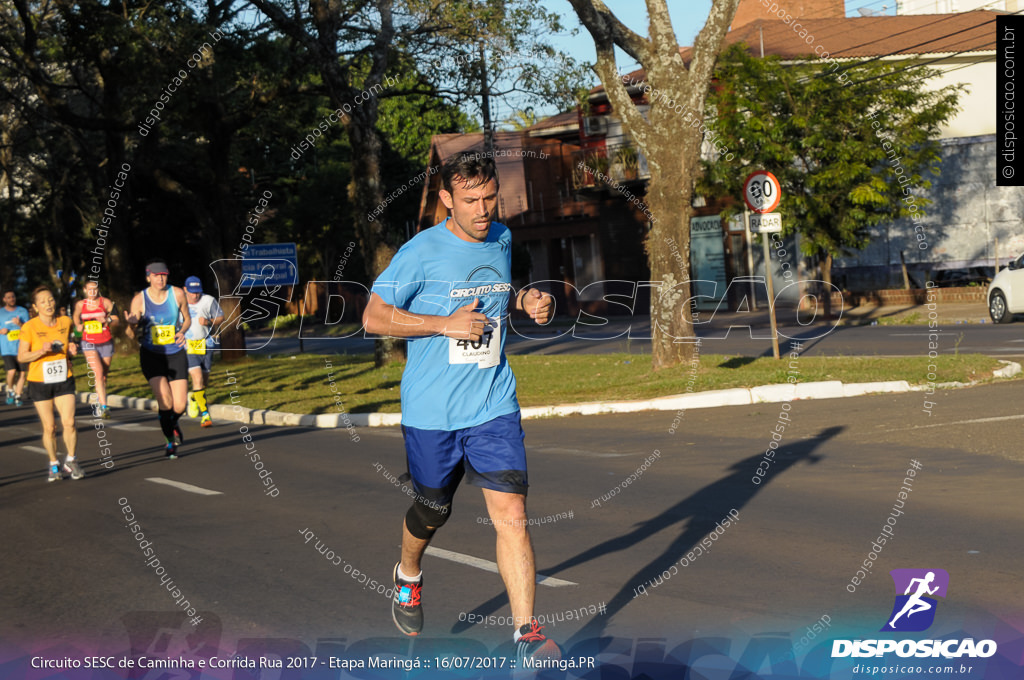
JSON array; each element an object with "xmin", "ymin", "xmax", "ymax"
[
  {"xmin": 63, "ymin": 459, "xmax": 85, "ymax": 480},
  {"xmin": 92, "ymin": 403, "xmax": 102, "ymax": 418},
  {"xmin": 200, "ymin": 411, "xmax": 212, "ymax": 428},
  {"xmin": 186, "ymin": 394, "xmax": 199, "ymax": 419},
  {"xmin": 14, "ymin": 396, "xmax": 23, "ymax": 407},
  {"xmin": 392, "ymin": 563, "xmax": 423, "ymax": 636},
  {"xmin": 5, "ymin": 394, "xmax": 13, "ymax": 405},
  {"xmin": 173, "ymin": 424, "xmax": 184, "ymax": 444},
  {"xmin": 101, "ymin": 405, "xmax": 110, "ymax": 420},
  {"xmin": 515, "ymin": 619, "xmax": 561, "ymax": 669},
  {"xmin": 48, "ymin": 465, "xmax": 61, "ymax": 482},
  {"xmin": 165, "ymin": 441, "xmax": 178, "ymax": 459}
]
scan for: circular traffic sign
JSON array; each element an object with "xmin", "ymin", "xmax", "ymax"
[{"xmin": 743, "ymin": 171, "xmax": 781, "ymax": 213}]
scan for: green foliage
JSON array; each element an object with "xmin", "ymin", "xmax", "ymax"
[{"xmin": 700, "ymin": 44, "xmax": 963, "ymax": 265}]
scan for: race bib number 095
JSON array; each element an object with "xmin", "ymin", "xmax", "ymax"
[
  {"xmin": 151, "ymin": 324, "xmax": 175, "ymax": 345},
  {"xmin": 449, "ymin": 318, "xmax": 499, "ymax": 369}
]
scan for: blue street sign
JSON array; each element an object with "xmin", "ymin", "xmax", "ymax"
[{"xmin": 241, "ymin": 243, "xmax": 298, "ymax": 288}]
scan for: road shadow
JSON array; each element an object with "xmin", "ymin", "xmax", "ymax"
[{"xmin": 451, "ymin": 426, "xmax": 840, "ymax": 644}]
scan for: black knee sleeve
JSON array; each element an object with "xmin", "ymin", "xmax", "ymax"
[
  {"xmin": 158, "ymin": 409, "xmax": 175, "ymax": 439},
  {"xmin": 405, "ymin": 499, "xmax": 451, "ymax": 540}
]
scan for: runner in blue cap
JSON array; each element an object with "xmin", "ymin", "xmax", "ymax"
[{"xmin": 183, "ymin": 276, "xmax": 223, "ymax": 427}]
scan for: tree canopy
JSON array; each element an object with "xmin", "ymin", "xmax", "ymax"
[{"xmin": 700, "ymin": 44, "xmax": 963, "ymax": 301}]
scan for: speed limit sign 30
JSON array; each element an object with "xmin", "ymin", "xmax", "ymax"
[{"xmin": 744, "ymin": 171, "xmax": 781, "ymax": 213}]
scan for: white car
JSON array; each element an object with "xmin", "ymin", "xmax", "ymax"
[{"xmin": 988, "ymin": 252, "xmax": 1024, "ymax": 323}]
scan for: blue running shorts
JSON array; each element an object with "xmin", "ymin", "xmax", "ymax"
[{"xmin": 402, "ymin": 411, "xmax": 528, "ymax": 506}]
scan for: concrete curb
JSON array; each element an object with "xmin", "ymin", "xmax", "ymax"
[{"xmin": 75, "ymin": 360, "xmax": 1020, "ymax": 429}]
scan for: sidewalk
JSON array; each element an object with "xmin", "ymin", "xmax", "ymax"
[
  {"xmin": 78, "ymin": 359, "xmax": 1021, "ymax": 429},
  {"xmin": 505, "ymin": 298, "xmax": 993, "ymax": 338},
  {"xmin": 697, "ymin": 299, "xmax": 991, "ymax": 329}
]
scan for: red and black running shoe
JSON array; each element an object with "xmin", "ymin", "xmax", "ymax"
[{"xmin": 392, "ymin": 563, "xmax": 423, "ymax": 636}]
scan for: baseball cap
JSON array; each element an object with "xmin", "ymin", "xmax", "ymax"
[
  {"xmin": 145, "ymin": 261, "xmax": 169, "ymax": 275},
  {"xmin": 184, "ymin": 276, "xmax": 203, "ymax": 293}
]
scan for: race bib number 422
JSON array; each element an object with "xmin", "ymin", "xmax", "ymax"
[
  {"xmin": 449, "ymin": 318, "xmax": 499, "ymax": 369},
  {"xmin": 186, "ymin": 338, "xmax": 206, "ymax": 355}
]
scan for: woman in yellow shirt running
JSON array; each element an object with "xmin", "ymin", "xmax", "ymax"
[{"xmin": 17, "ymin": 286, "xmax": 83, "ymax": 482}]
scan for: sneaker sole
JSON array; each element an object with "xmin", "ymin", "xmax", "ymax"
[{"xmin": 391, "ymin": 608, "xmax": 420, "ymax": 637}]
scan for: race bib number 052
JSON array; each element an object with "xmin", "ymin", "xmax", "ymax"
[
  {"xmin": 42, "ymin": 358, "xmax": 67, "ymax": 384},
  {"xmin": 449, "ymin": 318, "xmax": 499, "ymax": 369}
]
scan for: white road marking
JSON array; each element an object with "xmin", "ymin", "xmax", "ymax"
[
  {"xmin": 21, "ymin": 446, "xmax": 50, "ymax": 456},
  {"xmin": 425, "ymin": 546, "xmax": 577, "ymax": 587},
  {"xmin": 110, "ymin": 423, "xmax": 160, "ymax": 431},
  {"xmin": 885, "ymin": 414, "xmax": 1024, "ymax": 432},
  {"xmin": 145, "ymin": 477, "xmax": 223, "ymax": 496}
]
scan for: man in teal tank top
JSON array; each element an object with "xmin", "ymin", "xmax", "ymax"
[{"xmin": 124, "ymin": 260, "xmax": 192, "ymax": 458}]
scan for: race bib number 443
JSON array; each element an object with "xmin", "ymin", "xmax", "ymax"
[{"xmin": 449, "ymin": 318, "xmax": 499, "ymax": 369}]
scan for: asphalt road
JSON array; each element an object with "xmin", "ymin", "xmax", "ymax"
[
  {"xmin": 251, "ymin": 320, "xmax": 1024, "ymax": 358},
  {"xmin": 2, "ymin": 382, "xmax": 1023, "ymax": 678}
]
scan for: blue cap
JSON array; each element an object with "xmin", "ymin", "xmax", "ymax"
[{"xmin": 184, "ymin": 276, "xmax": 202, "ymax": 293}]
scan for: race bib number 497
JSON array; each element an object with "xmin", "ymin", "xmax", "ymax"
[{"xmin": 449, "ymin": 318, "xmax": 499, "ymax": 369}]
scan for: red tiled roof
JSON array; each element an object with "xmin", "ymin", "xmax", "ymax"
[
  {"xmin": 588, "ymin": 10, "xmax": 999, "ymax": 96},
  {"xmin": 719, "ymin": 9, "xmax": 999, "ymax": 59},
  {"xmin": 526, "ymin": 110, "xmax": 578, "ymax": 132}
]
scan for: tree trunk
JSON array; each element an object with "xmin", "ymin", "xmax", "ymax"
[
  {"xmin": 646, "ymin": 144, "xmax": 698, "ymax": 370},
  {"xmin": 568, "ymin": 0, "xmax": 739, "ymax": 370},
  {"xmin": 821, "ymin": 251, "xmax": 834, "ymax": 319}
]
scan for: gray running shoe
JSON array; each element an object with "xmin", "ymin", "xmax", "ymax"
[
  {"xmin": 48, "ymin": 466, "xmax": 62, "ymax": 482},
  {"xmin": 63, "ymin": 459, "xmax": 85, "ymax": 480}
]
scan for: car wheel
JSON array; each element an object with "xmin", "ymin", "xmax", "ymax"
[{"xmin": 990, "ymin": 290, "xmax": 1013, "ymax": 324}]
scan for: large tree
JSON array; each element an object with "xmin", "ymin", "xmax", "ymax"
[
  {"xmin": 568, "ymin": 0, "xmax": 741, "ymax": 370},
  {"xmin": 700, "ymin": 44, "xmax": 962, "ymax": 315}
]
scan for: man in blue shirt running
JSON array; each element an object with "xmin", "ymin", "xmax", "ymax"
[
  {"xmin": 364, "ymin": 153, "xmax": 558, "ymax": 663},
  {"xmin": 1, "ymin": 290, "xmax": 30, "ymax": 406}
]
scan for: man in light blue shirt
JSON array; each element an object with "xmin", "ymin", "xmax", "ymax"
[
  {"xmin": 364, "ymin": 153, "xmax": 558, "ymax": 663},
  {"xmin": 1, "ymin": 290, "xmax": 30, "ymax": 405}
]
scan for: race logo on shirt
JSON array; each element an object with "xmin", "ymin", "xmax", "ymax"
[{"xmin": 447, "ymin": 265, "xmax": 509, "ymax": 369}]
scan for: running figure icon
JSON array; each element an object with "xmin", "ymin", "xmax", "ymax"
[{"xmin": 888, "ymin": 572, "xmax": 939, "ymax": 628}]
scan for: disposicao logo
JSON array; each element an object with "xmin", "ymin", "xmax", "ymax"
[
  {"xmin": 882, "ymin": 568, "xmax": 948, "ymax": 632},
  {"xmin": 832, "ymin": 568, "xmax": 998, "ymax": 659}
]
